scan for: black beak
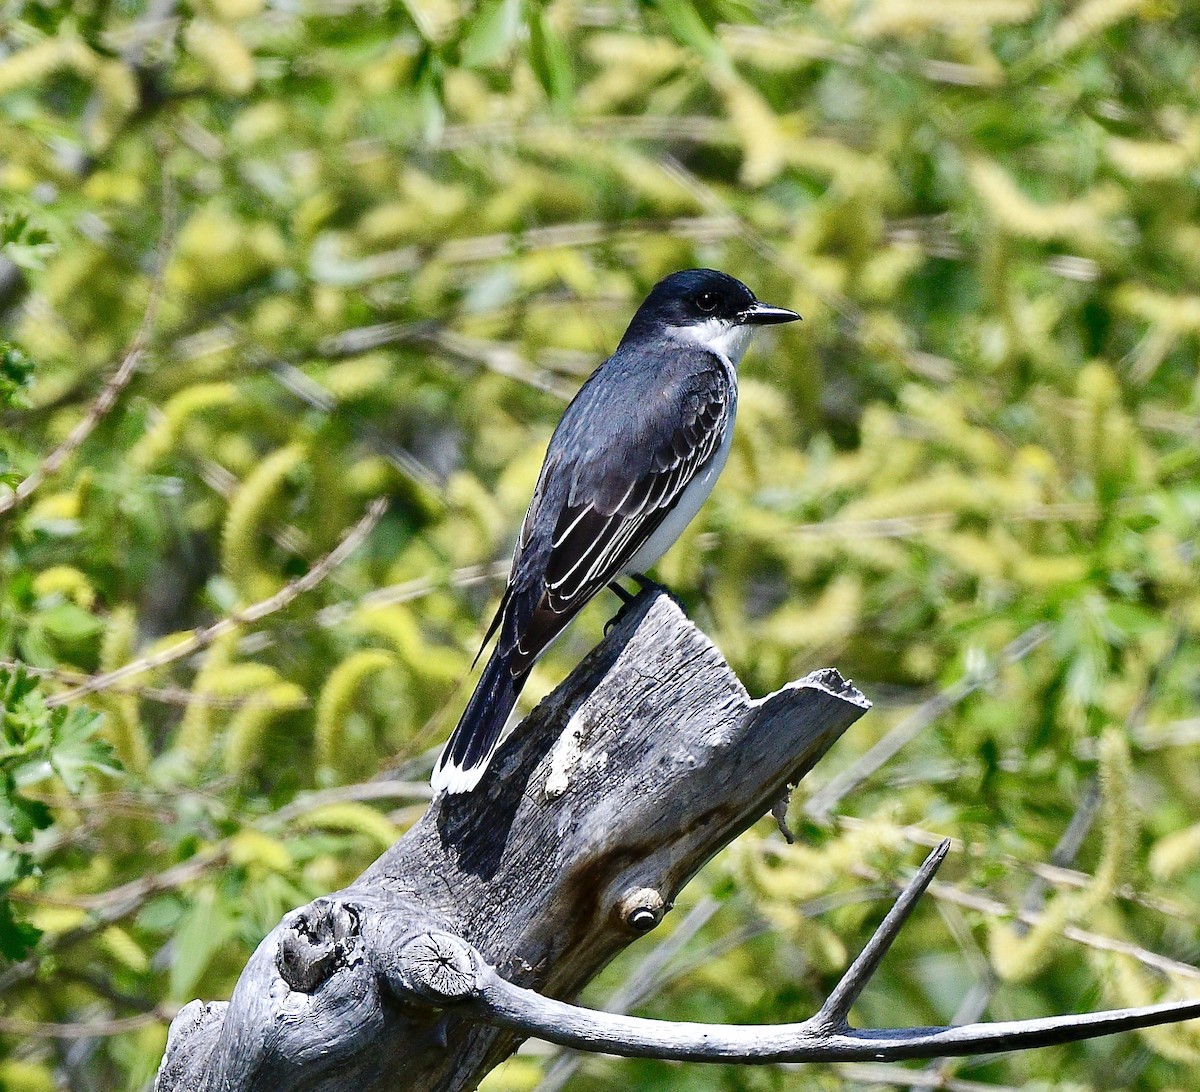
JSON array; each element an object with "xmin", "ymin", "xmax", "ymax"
[{"xmin": 742, "ymin": 301, "xmax": 802, "ymax": 326}]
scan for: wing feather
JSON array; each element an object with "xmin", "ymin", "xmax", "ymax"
[
  {"xmin": 542, "ymin": 363, "xmax": 730, "ymax": 612},
  {"xmin": 488, "ymin": 346, "xmax": 732, "ymax": 669}
]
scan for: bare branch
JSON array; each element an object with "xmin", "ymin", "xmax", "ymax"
[
  {"xmin": 815, "ymin": 839, "xmax": 950, "ymax": 1026},
  {"xmin": 0, "ymin": 175, "xmax": 174, "ymax": 518},
  {"xmin": 388, "ymin": 844, "xmax": 1200, "ymax": 1065},
  {"xmin": 47, "ymin": 497, "xmax": 386, "ymax": 706}
]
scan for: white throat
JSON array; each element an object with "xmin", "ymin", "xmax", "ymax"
[{"xmin": 667, "ymin": 318, "xmax": 754, "ymax": 365}]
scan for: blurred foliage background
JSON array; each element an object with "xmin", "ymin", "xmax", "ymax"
[{"xmin": 2, "ymin": 0, "xmax": 1200, "ymax": 1088}]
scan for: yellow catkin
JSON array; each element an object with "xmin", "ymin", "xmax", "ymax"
[
  {"xmin": 1107, "ymin": 127, "xmax": 1200, "ymax": 179},
  {"xmin": 1049, "ymin": 0, "xmax": 1155, "ymax": 58},
  {"xmin": 314, "ymin": 650, "xmax": 396, "ymax": 775},
  {"xmin": 711, "ymin": 70, "xmax": 786, "ymax": 186},
  {"xmin": 220, "ymin": 443, "xmax": 307, "ymax": 601},
  {"xmin": 853, "ymin": 0, "xmax": 1035, "ymax": 39},
  {"xmin": 199, "ymin": 0, "xmax": 265, "ymax": 19},
  {"xmin": 100, "ymin": 926, "xmax": 149, "ymax": 973},
  {"xmin": 130, "ymin": 382, "xmax": 238, "ymax": 469},
  {"xmin": 969, "ymin": 158, "xmax": 1121, "ymax": 244},
  {"xmin": 576, "ymin": 34, "xmax": 692, "ymax": 111},
  {"xmin": 901, "ymin": 386, "xmax": 1005, "ymax": 468},
  {"xmin": 89, "ymin": 59, "xmax": 138, "ymax": 146},
  {"xmin": 228, "ymin": 829, "xmax": 293, "ymax": 873},
  {"xmin": 763, "ymin": 575, "xmax": 862, "ymax": 651},
  {"xmin": 183, "ymin": 19, "xmax": 256, "ymax": 95},
  {"xmin": 32, "ymin": 565, "xmax": 95, "ymax": 607},
  {"xmin": 1075, "ymin": 361, "xmax": 1134, "ymax": 491},
  {"xmin": 320, "ymin": 355, "xmax": 392, "ymax": 400},
  {"xmin": 1149, "ymin": 822, "xmax": 1200, "ymax": 881},
  {"xmin": 28, "ymin": 488, "xmax": 81, "ymax": 522},
  {"xmin": 0, "ymin": 1059, "xmax": 58, "ymax": 1092},
  {"xmin": 294, "ymin": 802, "xmax": 399, "ymax": 849},
  {"xmin": 222, "ymin": 682, "xmax": 307, "ymax": 774},
  {"xmin": 0, "ymin": 36, "xmax": 96, "ymax": 95},
  {"xmin": 731, "ymin": 816, "xmax": 907, "ymax": 931},
  {"xmin": 989, "ymin": 728, "xmax": 1132, "ymax": 981},
  {"xmin": 1102, "ymin": 953, "xmax": 1200, "ymax": 1063},
  {"xmin": 29, "ymin": 904, "xmax": 88, "ymax": 935},
  {"xmin": 97, "ymin": 607, "xmax": 149, "ymax": 773},
  {"xmin": 1114, "ymin": 285, "xmax": 1200, "ymax": 333},
  {"xmin": 176, "ymin": 630, "xmax": 240, "ymax": 764},
  {"xmin": 837, "ymin": 469, "xmax": 993, "ymax": 522}
]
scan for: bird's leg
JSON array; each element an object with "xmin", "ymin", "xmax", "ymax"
[
  {"xmin": 608, "ymin": 581, "xmax": 636, "ymax": 606},
  {"xmin": 605, "ymin": 581, "xmax": 638, "ymax": 634},
  {"xmin": 605, "ymin": 574, "xmax": 681, "ymax": 634}
]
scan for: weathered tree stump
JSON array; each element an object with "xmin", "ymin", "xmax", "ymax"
[
  {"xmin": 156, "ymin": 592, "xmax": 1200, "ymax": 1090},
  {"xmin": 155, "ymin": 592, "xmax": 869, "ymax": 1090}
]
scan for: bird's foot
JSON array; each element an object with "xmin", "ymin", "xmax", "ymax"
[
  {"xmin": 605, "ymin": 575, "xmax": 680, "ymax": 634},
  {"xmin": 630, "ymin": 572, "xmax": 682, "ymax": 607},
  {"xmin": 633, "ymin": 573, "xmax": 672, "ymax": 597}
]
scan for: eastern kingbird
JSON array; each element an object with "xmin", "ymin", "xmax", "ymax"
[{"xmin": 432, "ymin": 269, "xmax": 800, "ymax": 794}]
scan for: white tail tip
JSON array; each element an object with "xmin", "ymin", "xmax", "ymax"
[{"xmin": 430, "ymin": 754, "xmax": 489, "ymax": 796}]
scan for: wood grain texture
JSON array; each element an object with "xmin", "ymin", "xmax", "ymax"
[{"xmin": 155, "ymin": 591, "xmax": 870, "ymax": 1091}]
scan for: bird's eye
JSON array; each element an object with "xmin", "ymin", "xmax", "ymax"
[{"xmin": 696, "ymin": 291, "xmax": 718, "ymax": 312}]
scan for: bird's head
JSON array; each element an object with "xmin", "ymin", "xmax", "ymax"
[{"xmin": 621, "ymin": 268, "xmax": 800, "ymax": 364}]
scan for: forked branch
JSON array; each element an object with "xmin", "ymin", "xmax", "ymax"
[{"xmin": 394, "ymin": 841, "xmax": 1200, "ymax": 1065}]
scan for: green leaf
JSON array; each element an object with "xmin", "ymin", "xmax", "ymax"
[
  {"xmin": 0, "ymin": 780, "xmax": 52, "ymax": 843},
  {"xmin": 170, "ymin": 888, "xmax": 237, "ymax": 1000},
  {"xmin": 644, "ymin": 0, "xmax": 723, "ymax": 65},
  {"xmin": 0, "ymin": 899, "xmax": 42, "ymax": 962},
  {"xmin": 49, "ymin": 707, "xmax": 119, "ymax": 793},
  {"xmin": 0, "ymin": 342, "xmax": 33, "ymax": 411},
  {"xmin": 0, "ymin": 850, "xmax": 35, "ymax": 891},
  {"xmin": 39, "ymin": 603, "xmax": 103, "ymax": 644},
  {"xmin": 412, "ymin": 45, "xmax": 446, "ymax": 143},
  {"xmin": 461, "ymin": 0, "xmax": 522, "ymax": 67},
  {"xmin": 527, "ymin": 6, "xmax": 572, "ymax": 113}
]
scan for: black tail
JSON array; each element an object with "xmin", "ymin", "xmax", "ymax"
[{"xmin": 432, "ymin": 649, "xmax": 526, "ymax": 795}]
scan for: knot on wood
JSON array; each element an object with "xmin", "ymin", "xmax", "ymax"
[
  {"xmin": 276, "ymin": 899, "xmax": 360, "ymax": 994},
  {"xmin": 394, "ymin": 932, "xmax": 480, "ymax": 1004},
  {"xmin": 617, "ymin": 887, "xmax": 665, "ymax": 932}
]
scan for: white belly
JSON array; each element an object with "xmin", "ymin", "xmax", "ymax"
[{"xmin": 622, "ymin": 393, "xmax": 737, "ymax": 574}]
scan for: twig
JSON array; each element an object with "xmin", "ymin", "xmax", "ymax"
[
  {"xmin": 836, "ymin": 816, "xmax": 1190, "ymax": 921},
  {"xmin": 315, "ymin": 560, "xmax": 509, "ymax": 627},
  {"xmin": 263, "ymin": 355, "xmax": 442, "ymax": 492},
  {"xmin": 422, "ymin": 330, "xmax": 580, "ymax": 400},
  {"xmin": 393, "ymin": 844, "xmax": 1200, "ymax": 1064},
  {"xmin": 919, "ymin": 880, "xmax": 1200, "ymax": 985},
  {"xmin": 309, "ymin": 215, "xmax": 739, "ymax": 286},
  {"xmin": 0, "ymin": 176, "xmax": 174, "ymax": 518},
  {"xmin": 830, "ymin": 1062, "xmax": 1022, "ymax": 1092},
  {"xmin": 46, "ymin": 497, "xmax": 387, "ymax": 706},
  {"xmin": 817, "ymin": 841, "xmax": 949, "ymax": 1026},
  {"xmin": 0, "ymin": 658, "xmax": 296, "ymax": 708},
  {"xmin": 695, "ymin": 504, "xmax": 1104, "ymax": 550},
  {"xmin": 805, "ymin": 626, "xmax": 1051, "ymax": 820},
  {"xmin": 0, "ymin": 1010, "xmax": 170, "ymax": 1038},
  {"xmin": 0, "ymin": 774, "xmax": 428, "ymax": 1000}
]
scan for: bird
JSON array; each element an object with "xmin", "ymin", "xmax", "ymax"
[{"xmin": 432, "ymin": 268, "xmax": 800, "ymax": 795}]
